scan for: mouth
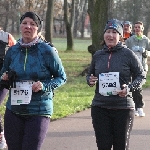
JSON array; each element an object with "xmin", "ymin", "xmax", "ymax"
[
  {"xmin": 107, "ymin": 39, "xmax": 113, "ymax": 42},
  {"xmin": 24, "ymin": 31, "xmax": 31, "ymax": 34}
]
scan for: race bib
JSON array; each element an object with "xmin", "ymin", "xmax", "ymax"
[
  {"xmin": 99, "ymin": 72, "xmax": 121, "ymax": 96},
  {"xmin": 11, "ymin": 81, "xmax": 34, "ymax": 105}
]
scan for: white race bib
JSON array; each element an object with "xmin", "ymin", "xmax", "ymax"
[
  {"xmin": 99, "ymin": 72, "xmax": 121, "ymax": 96},
  {"xmin": 11, "ymin": 81, "xmax": 34, "ymax": 105}
]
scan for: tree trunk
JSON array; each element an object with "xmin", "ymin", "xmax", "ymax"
[
  {"xmin": 88, "ymin": 0, "xmax": 110, "ymax": 55},
  {"xmin": 4, "ymin": 2, "xmax": 9, "ymax": 31},
  {"xmin": 45, "ymin": 0, "xmax": 54, "ymax": 43},
  {"xmin": 64, "ymin": 0, "xmax": 74, "ymax": 51},
  {"xmin": 81, "ymin": 0, "xmax": 88, "ymax": 38}
]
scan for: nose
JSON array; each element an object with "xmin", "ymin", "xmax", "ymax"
[
  {"xmin": 108, "ymin": 32, "xmax": 113, "ymax": 36},
  {"xmin": 25, "ymin": 23, "xmax": 31, "ymax": 28}
]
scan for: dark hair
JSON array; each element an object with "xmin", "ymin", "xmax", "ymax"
[{"xmin": 134, "ymin": 21, "xmax": 144, "ymax": 26}]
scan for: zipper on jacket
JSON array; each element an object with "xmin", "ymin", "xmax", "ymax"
[
  {"xmin": 24, "ymin": 48, "xmax": 28, "ymax": 71},
  {"xmin": 108, "ymin": 52, "xmax": 112, "ymax": 69}
]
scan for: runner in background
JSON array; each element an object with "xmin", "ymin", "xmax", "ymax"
[
  {"xmin": 123, "ymin": 21, "xmax": 133, "ymax": 41},
  {"xmin": 0, "ymin": 27, "xmax": 16, "ymax": 149},
  {"xmin": 125, "ymin": 21, "xmax": 150, "ymax": 117}
]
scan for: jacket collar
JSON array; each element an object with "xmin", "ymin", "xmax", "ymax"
[{"xmin": 103, "ymin": 42, "xmax": 124, "ymax": 52}]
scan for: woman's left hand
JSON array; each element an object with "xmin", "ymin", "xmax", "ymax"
[
  {"xmin": 117, "ymin": 84, "xmax": 127, "ymax": 97},
  {"xmin": 32, "ymin": 81, "xmax": 43, "ymax": 92}
]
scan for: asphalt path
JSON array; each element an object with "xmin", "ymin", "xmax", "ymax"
[{"xmin": 41, "ymin": 88, "xmax": 150, "ymax": 150}]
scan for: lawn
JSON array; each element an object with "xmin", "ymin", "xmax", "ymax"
[
  {"xmin": 0, "ymin": 38, "xmax": 150, "ymax": 121},
  {"xmin": 51, "ymin": 38, "xmax": 93, "ymax": 120}
]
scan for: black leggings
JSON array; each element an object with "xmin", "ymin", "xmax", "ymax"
[
  {"xmin": 91, "ymin": 106, "xmax": 134, "ymax": 150},
  {"xmin": 4, "ymin": 109, "xmax": 50, "ymax": 150},
  {"xmin": 132, "ymin": 88, "xmax": 144, "ymax": 109}
]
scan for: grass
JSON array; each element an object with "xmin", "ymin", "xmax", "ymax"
[
  {"xmin": 52, "ymin": 38, "xmax": 93, "ymax": 119},
  {"xmin": 0, "ymin": 38, "xmax": 150, "ymax": 121}
]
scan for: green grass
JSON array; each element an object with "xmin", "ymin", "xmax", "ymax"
[
  {"xmin": 52, "ymin": 76, "xmax": 93, "ymax": 119},
  {"xmin": 52, "ymin": 38, "xmax": 93, "ymax": 119},
  {"xmin": 0, "ymin": 38, "xmax": 150, "ymax": 121},
  {"xmin": 52, "ymin": 38, "xmax": 92, "ymax": 51}
]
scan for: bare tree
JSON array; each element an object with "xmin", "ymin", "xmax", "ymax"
[
  {"xmin": 73, "ymin": 0, "xmax": 88, "ymax": 38},
  {"xmin": 80, "ymin": 0, "xmax": 88, "ymax": 38}
]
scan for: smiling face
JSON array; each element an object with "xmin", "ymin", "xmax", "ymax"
[
  {"xmin": 104, "ymin": 29, "xmax": 120, "ymax": 48},
  {"xmin": 20, "ymin": 17, "xmax": 38, "ymax": 43}
]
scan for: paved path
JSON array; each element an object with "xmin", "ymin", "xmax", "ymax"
[{"xmin": 41, "ymin": 88, "xmax": 150, "ymax": 150}]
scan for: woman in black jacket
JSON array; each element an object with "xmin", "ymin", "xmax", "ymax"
[{"xmin": 86, "ymin": 19, "xmax": 146, "ymax": 150}]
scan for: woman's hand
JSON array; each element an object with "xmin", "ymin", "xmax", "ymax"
[
  {"xmin": 32, "ymin": 81, "xmax": 43, "ymax": 92},
  {"xmin": 117, "ymin": 84, "xmax": 128, "ymax": 97},
  {"xmin": 89, "ymin": 74, "xmax": 98, "ymax": 87},
  {"xmin": 1, "ymin": 72, "xmax": 9, "ymax": 80}
]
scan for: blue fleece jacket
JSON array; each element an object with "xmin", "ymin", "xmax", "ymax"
[{"xmin": 1, "ymin": 39, "xmax": 67, "ymax": 116}]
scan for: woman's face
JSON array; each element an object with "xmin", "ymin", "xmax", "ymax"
[
  {"xmin": 104, "ymin": 29, "xmax": 120, "ymax": 48},
  {"xmin": 20, "ymin": 17, "xmax": 38, "ymax": 42}
]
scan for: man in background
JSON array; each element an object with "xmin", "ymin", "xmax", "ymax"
[{"xmin": 125, "ymin": 21, "xmax": 150, "ymax": 117}]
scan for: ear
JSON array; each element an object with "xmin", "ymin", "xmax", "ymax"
[{"xmin": 141, "ymin": 26, "xmax": 144, "ymax": 31}]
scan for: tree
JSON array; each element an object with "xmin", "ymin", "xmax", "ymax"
[
  {"xmin": 73, "ymin": 0, "xmax": 88, "ymax": 38},
  {"xmin": 87, "ymin": 0, "xmax": 111, "ymax": 55},
  {"xmin": 64, "ymin": 0, "xmax": 75, "ymax": 51},
  {"xmin": 80, "ymin": 0, "xmax": 88, "ymax": 38},
  {"xmin": 45, "ymin": 0, "xmax": 54, "ymax": 43}
]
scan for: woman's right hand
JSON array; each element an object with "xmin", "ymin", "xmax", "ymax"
[
  {"xmin": 1, "ymin": 72, "xmax": 9, "ymax": 80},
  {"xmin": 89, "ymin": 74, "xmax": 98, "ymax": 87}
]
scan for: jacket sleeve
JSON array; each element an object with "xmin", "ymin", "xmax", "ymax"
[
  {"xmin": 128, "ymin": 51, "xmax": 146, "ymax": 91},
  {"xmin": 41, "ymin": 46, "xmax": 67, "ymax": 92}
]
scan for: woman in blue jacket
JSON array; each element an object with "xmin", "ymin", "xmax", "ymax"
[
  {"xmin": 1, "ymin": 12, "xmax": 67, "ymax": 150},
  {"xmin": 86, "ymin": 19, "xmax": 145, "ymax": 150}
]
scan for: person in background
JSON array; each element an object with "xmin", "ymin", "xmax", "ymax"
[
  {"xmin": 125, "ymin": 21, "xmax": 150, "ymax": 117},
  {"xmin": 0, "ymin": 27, "xmax": 16, "ymax": 69},
  {"xmin": 123, "ymin": 21, "xmax": 133, "ymax": 41},
  {"xmin": 86, "ymin": 19, "xmax": 145, "ymax": 150},
  {"xmin": 0, "ymin": 11, "xmax": 66, "ymax": 150},
  {"xmin": 0, "ymin": 27, "xmax": 16, "ymax": 149}
]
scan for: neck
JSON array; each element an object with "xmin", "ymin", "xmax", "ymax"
[
  {"xmin": 136, "ymin": 33, "xmax": 143, "ymax": 37},
  {"xmin": 22, "ymin": 36, "xmax": 38, "ymax": 44}
]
